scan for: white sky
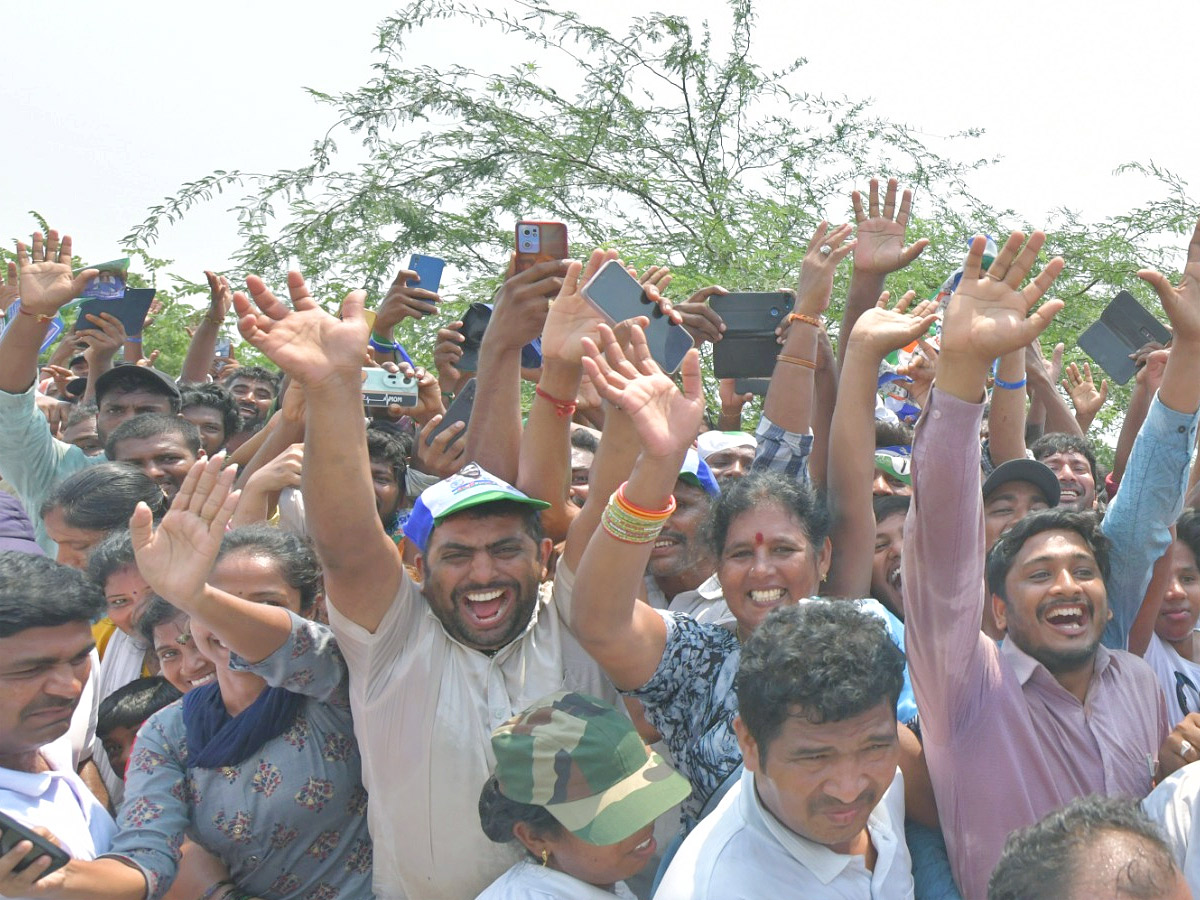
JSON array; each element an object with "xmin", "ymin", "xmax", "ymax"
[{"xmin": 4, "ymin": 0, "xmax": 1197, "ymax": 288}]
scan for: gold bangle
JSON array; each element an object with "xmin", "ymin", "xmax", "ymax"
[
  {"xmin": 787, "ymin": 312, "xmax": 822, "ymax": 328},
  {"xmin": 777, "ymin": 354, "xmax": 816, "ymax": 370}
]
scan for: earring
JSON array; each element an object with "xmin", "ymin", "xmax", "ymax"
[{"xmin": 540, "ymin": 849, "xmax": 549, "ymax": 867}]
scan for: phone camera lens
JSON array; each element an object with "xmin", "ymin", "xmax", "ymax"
[{"xmin": 770, "ymin": 308, "xmax": 780, "ymax": 317}]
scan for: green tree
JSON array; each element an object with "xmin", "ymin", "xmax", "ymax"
[{"xmin": 124, "ymin": 0, "xmax": 1195, "ymax": 440}]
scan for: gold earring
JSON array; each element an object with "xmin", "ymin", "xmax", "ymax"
[{"xmin": 540, "ymin": 849, "xmax": 549, "ymax": 867}]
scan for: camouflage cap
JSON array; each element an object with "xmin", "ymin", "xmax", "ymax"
[{"xmin": 491, "ymin": 691, "xmax": 692, "ymax": 846}]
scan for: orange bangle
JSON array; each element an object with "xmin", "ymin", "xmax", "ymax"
[
  {"xmin": 777, "ymin": 354, "xmax": 816, "ymax": 370},
  {"xmin": 18, "ymin": 306, "xmax": 54, "ymax": 324},
  {"xmin": 615, "ymin": 482, "xmax": 675, "ymax": 520},
  {"xmin": 787, "ymin": 312, "xmax": 822, "ymax": 328}
]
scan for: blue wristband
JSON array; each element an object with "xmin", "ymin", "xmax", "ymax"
[
  {"xmin": 993, "ymin": 374, "xmax": 1026, "ymax": 390},
  {"xmin": 368, "ymin": 334, "xmax": 397, "ymax": 353}
]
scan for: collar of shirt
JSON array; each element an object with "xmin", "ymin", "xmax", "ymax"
[
  {"xmin": 1001, "ymin": 637, "xmax": 1113, "ymax": 692},
  {"xmin": 698, "ymin": 574, "xmax": 723, "ymax": 600},
  {"xmin": 738, "ymin": 767, "xmax": 899, "ymax": 886}
]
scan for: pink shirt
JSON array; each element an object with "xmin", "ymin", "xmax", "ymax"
[{"xmin": 903, "ymin": 389, "xmax": 1169, "ymax": 900}]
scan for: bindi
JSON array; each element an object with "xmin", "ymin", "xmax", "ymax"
[{"xmin": 755, "ymin": 532, "xmax": 764, "ymax": 545}]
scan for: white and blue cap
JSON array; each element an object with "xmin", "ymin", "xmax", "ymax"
[
  {"xmin": 403, "ymin": 462, "xmax": 550, "ymax": 554},
  {"xmin": 678, "ymin": 448, "xmax": 720, "ymax": 497}
]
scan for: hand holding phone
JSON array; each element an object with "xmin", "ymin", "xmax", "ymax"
[
  {"xmin": 0, "ymin": 811, "xmax": 70, "ymax": 880},
  {"xmin": 580, "ymin": 259, "xmax": 693, "ymax": 373},
  {"xmin": 378, "ymin": 256, "xmax": 444, "ymax": 329},
  {"xmin": 360, "ymin": 367, "xmax": 419, "ymax": 409}
]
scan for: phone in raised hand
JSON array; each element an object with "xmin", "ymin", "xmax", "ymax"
[{"xmin": 580, "ymin": 259, "xmax": 694, "ymax": 373}]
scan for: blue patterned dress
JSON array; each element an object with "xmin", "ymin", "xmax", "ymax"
[{"xmin": 102, "ymin": 613, "xmax": 374, "ymax": 899}]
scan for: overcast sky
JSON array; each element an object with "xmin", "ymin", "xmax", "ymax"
[{"xmin": 5, "ymin": 0, "xmax": 1197, "ymax": 289}]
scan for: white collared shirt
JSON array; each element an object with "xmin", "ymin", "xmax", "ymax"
[
  {"xmin": 0, "ymin": 735, "xmax": 117, "ymax": 880},
  {"xmin": 326, "ymin": 563, "xmax": 612, "ymax": 900},
  {"xmin": 1143, "ymin": 761, "xmax": 1200, "ymax": 896},
  {"xmin": 654, "ymin": 768, "xmax": 913, "ymax": 899},
  {"xmin": 476, "ymin": 860, "xmax": 637, "ymax": 899}
]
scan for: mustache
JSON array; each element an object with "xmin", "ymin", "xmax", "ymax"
[
  {"xmin": 23, "ymin": 700, "xmax": 75, "ymax": 719},
  {"xmin": 811, "ymin": 789, "xmax": 877, "ymax": 815}
]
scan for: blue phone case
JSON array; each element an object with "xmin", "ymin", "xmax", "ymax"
[{"xmin": 407, "ymin": 254, "xmax": 445, "ymax": 294}]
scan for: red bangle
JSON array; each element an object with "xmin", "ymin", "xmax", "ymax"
[
  {"xmin": 18, "ymin": 306, "xmax": 54, "ymax": 324},
  {"xmin": 534, "ymin": 385, "xmax": 577, "ymax": 418}
]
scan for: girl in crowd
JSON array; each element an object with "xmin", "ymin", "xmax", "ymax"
[
  {"xmin": 476, "ymin": 691, "xmax": 690, "ymax": 899},
  {"xmin": 0, "ymin": 455, "xmax": 373, "ymax": 899}
]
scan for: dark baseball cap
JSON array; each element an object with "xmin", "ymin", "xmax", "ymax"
[
  {"xmin": 94, "ymin": 365, "xmax": 181, "ymax": 404},
  {"xmin": 982, "ymin": 458, "xmax": 1060, "ymax": 507}
]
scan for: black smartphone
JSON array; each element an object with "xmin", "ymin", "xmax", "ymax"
[
  {"xmin": 1078, "ymin": 290, "xmax": 1173, "ymax": 384},
  {"xmin": 75, "ymin": 288, "xmax": 157, "ymax": 338},
  {"xmin": 580, "ymin": 260, "xmax": 694, "ymax": 373},
  {"xmin": 709, "ymin": 292, "xmax": 794, "ymax": 379},
  {"xmin": 734, "ymin": 377, "xmax": 770, "ymax": 396},
  {"xmin": 426, "ymin": 378, "xmax": 477, "ymax": 446},
  {"xmin": 456, "ymin": 303, "xmax": 492, "ymax": 373},
  {"xmin": 0, "ymin": 810, "xmax": 70, "ymax": 878}
]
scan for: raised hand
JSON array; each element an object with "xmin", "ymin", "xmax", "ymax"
[
  {"xmin": 940, "ymin": 231, "xmax": 1064, "ymax": 364},
  {"xmin": 77, "ymin": 311, "xmax": 128, "ymax": 364},
  {"xmin": 580, "ymin": 323, "xmax": 703, "ymax": 461},
  {"xmin": 674, "ymin": 284, "xmax": 728, "ymax": 345},
  {"xmin": 204, "ymin": 270, "xmax": 232, "ymax": 325},
  {"xmin": 413, "ymin": 414, "xmax": 467, "ymax": 478},
  {"xmin": 487, "ymin": 256, "xmax": 570, "ymax": 350},
  {"xmin": 1062, "ymin": 361, "xmax": 1108, "ymax": 420},
  {"xmin": 848, "ymin": 290, "xmax": 939, "ymax": 360},
  {"xmin": 851, "ymin": 178, "xmax": 930, "ymax": 276},
  {"xmin": 638, "ymin": 265, "xmax": 673, "ymax": 294},
  {"xmin": 1139, "ymin": 217, "xmax": 1200, "ymax": 342},
  {"xmin": 1136, "ymin": 347, "xmax": 1170, "ymax": 392},
  {"xmin": 16, "ymin": 231, "xmax": 97, "ymax": 317},
  {"xmin": 129, "ymin": 455, "xmax": 240, "ymax": 608},
  {"xmin": 540, "ymin": 249, "xmax": 621, "ymax": 365},
  {"xmin": 233, "ymin": 272, "xmax": 368, "ymax": 388},
  {"xmin": 375, "ymin": 267, "xmax": 441, "ymax": 330},
  {"xmin": 795, "ymin": 222, "xmax": 855, "ymax": 316},
  {"xmin": 719, "ymin": 378, "xmax": 754, "ymax": 417}
]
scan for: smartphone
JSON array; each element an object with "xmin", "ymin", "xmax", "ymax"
[
  {"xmin": 709, "ymin": 292, "xmax": 795, "ymax": 379},
  {"xmin": 0, "ymin": 810, "xmax": 70, "ymax": 878},
  {"xmin": 360, "ymin": 368, "xmax": 419, "ymax": 408},
  {"xmin": 214, "ymin": 335, "xmax": 232, "ymax": 358},
  {"xmin": 515, "ymin": 221, "xmax": 569, "ymax": 274},
  {"xmin": 406, "ymin": 254, "xmax": 445, "ymax": 296},
  {"xmin": 1078, "ymin": 290, "xmax": 1173, "ymax": 384},
  {"xmin": 426, "ymin": 378, "xmax": 477, "ymax": 446},
  {"xmin": 75, "ymin": 288, "xmax": 157, "ymax": 338},
  {"xmin": 580, "ymin": 259, "xmax": 694, "ymax": 374},
  {"xmin": 456, "ymin": 303, "xmax": 493, "ymax": 373},
  {"xmin": 734, "ymin": 377, "xmax": 770, "ymax": 396}
]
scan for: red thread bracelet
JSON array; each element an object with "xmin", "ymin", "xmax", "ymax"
[
  {"xmin": 534, "ymin": 385, "xmax": 577, "ymax": 418},
  {"xmin": 18, "ymin": 306, "xmax": 54, "ymax": 324}
]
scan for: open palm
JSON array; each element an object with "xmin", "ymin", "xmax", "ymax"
[
  {"xmin": 130, "ymin": 457, "xmax": 239, "ymax": 608},
  {"xmin": 234, "ymin": 272, "xmax": 370, "ymax": 386},
  {"xmin": 940, "ymin": 231, "xmax": 1064, "ymax": 362},
  {"xmin": 540, "ymin": 249, "xmax": 619, "ymax": 365},
  {"xmin": 581, "ymin": 323, "xmax": 704, "ymax": 460},
  {"xmin": 16, "ymin": 231, "xmax": 96, "ymax": 316}
]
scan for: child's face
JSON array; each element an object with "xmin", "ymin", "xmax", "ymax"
[{"xmin": 101, "ymin": 724, "xmax": 140, "ymax": 777}]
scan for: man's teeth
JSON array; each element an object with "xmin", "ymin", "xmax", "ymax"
[
  {"xmin": 888, "ymin": 568, "xmax": 902, "ymax": 588},
  {"xmin": 749, "ymin": 589, "xmax": 785, "ymax": 604},
  {"xmin": 634, "ymin": 837, "xmax": 652, "ymax": 851},
  {"xmin": 1046, "ymin": 606, "xmax": 1084, "ymax": 623},
  {"xmin": 653, "ymin": 539, "xmax": 674, "ymax": 549},
  {"xmin": 466, "ymin": 589, "xmax": 504, "ymax": 603},
  {"xmin": 190, "ymin": 673, "xmax": 215, "ymax": 687}
]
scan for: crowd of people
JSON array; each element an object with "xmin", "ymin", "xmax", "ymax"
[{"xmin": 1, "ymin": 177, "xmax": 1200, "ymax": 899}]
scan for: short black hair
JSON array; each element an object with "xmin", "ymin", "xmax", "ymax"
[
  {"xmin": 85, "ymin": 530, "xmax": 137, "ymax": 589},
  {"xmin": 95, "ymin": 369, "xmax": 181, "ymax": 414},
  {"xmin": 138, "ymin": 594, "xmax": 184, "ymax": 646},
  {"xmin": 66, "ymin": 403, "xmax": 98, "ymax": 431},
  {"xmin": 478, "ymin": 775, "xmax": 563, "ymax": 847},
  {"xmin": 366, "ymin": 424, "xmax": 410, "ymax": 492},
  {"xmin": 0, "ymin": 551, "xmax": 106, "ymax": 638},
  {"xmin": 988, "ymin": 794, "xmax": 1179, "ymax": 900},
  {"xmin": 872, "ymin": 494, "xmax": 910, "ymax": 525},
  {"xmin": 1174, "ymin": 509, "xmax": 1200, "ymax": 568},
  {"xmin": 735, "ymin": 602, "xmax": 905, "ymax": 763},
  {"xmin": 97, "ymin": 676, "xmax": 181, "ymax": 739},
  {"xmin": 224, "ymin": 365, "xmax": 281, "ymax": 392},
  {"xmin": 218, "ymin": 525, "xmax": 323, "ymax": 615},
  {"xmin": 180, "ymin": 384, "xmax": 241, "ymax": 440},
  {"xmin": 570, "ymin": 427, "xmax": 600, "ymax": 455},
  {"xmin": 41, "ymin": 462, "xmax": 168, "ymax": 531},
  {"xmin": 986, "ymin": 509, "xmax": 1111, "ymax": 603},
  {"xmin": 104, "ymin": 413, "xmax": 202, "ymax": 460},
  {"xmin": 874, "ymin": 420, "xmax": 913, "ymax": 450},
  {"xmin": 1031, "ymin": 433, "xmax": 1100, "ymax": 489},
  {"xmin": 705, "ymin": 469, "xmax": 830, "ymax": 558}
]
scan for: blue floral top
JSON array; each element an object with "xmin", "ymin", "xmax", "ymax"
[{"xmin": 103, "ymin": 614, "xmax": 374, "ymax": 899}]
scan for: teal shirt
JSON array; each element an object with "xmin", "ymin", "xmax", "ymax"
[{"xmin": 0, "ymin": 382, "xmax": 101, "ymax": 554}]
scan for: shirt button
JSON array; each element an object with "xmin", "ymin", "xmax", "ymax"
[
  {"xmin": 1179, "ymin": 426, "xmax": 1187, "ymax": 434},
  {"xmin": 247, "ymin": 855, "xmax": 260, "ymax": 866}
]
